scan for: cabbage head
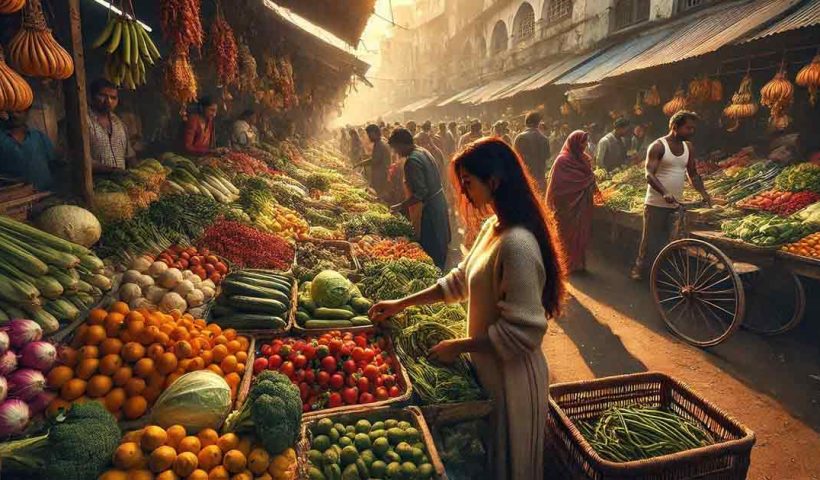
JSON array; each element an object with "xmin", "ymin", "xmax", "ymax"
[
  {"xmin": 151, "ymin": 371, "xmax": 232, "ymax": 433},
  {"xmin": 310, "ymin": 270, "xmax": 352, "ymax": 308}
]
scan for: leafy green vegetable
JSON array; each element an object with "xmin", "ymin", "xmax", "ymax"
[
  {"xmin": 359, "ymin": 259, "xmax": 442, "ymax": 301},
  {"xmin": 150, "ymin": 370, "xmax": 232, "ymax": 433},
  {"xmin": 311, "ymin": 270, "xmax": 354, "ymax": 308}
]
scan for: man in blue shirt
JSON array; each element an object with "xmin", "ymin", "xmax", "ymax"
[{"xmin": 0, "ymin": 109, "xmax": 55, "ymax": 190}]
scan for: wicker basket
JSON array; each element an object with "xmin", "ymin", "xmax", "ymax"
[
  {"xmin": 297, "ymin": 405, "xmax": 447, "ymax": 479},
  {"xmin": 206, "ymin": 274, "xmax": 296, "ymax": 336},
  {"xmin": 545, "ymin": 372, "xmax": 755, "ymax": 480}
]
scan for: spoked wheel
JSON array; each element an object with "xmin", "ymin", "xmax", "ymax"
[
  {"xmin": 650, "ymin": 239, "xmax": 745, "ymax": 347},
  {"xmin": 741, "ymin": 266, "xmax": 805, "ymax": 335}
]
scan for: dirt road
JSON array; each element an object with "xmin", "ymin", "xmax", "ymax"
[{"xmin": 544, "ymin": 246, "xmax": 820, "ymax": 480}]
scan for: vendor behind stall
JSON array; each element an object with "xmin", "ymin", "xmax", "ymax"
[
  {"xmin": 230, "ymin": 109, "xmax": 258, "ymax": 147},
  {"xmin": 183, "ymin": 97, "xmax": 217, "ymax": 155},
  {"xmin": 88, "ymin": 78, "xmax": 135, "ymax": 173},
  {"xmin": 0, "ymin": 109, "xmax": 56, "ymax": 190}
]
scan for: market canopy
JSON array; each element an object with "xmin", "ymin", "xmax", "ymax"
[
  {"xmin": 494, "ymin": 50, "xmax": 602, "ymax": 100},
  {"xmin": 436, "ymin": 86, "xmax": 482, "ymax": 107},
  {"xmin": 396, "ymin": 95, "xmax": 440, "ymax": 114},
  {"xmin": 740, "ymin": 0, "xmax": 820, "ymax": 42},
  {"xmin": 607, "ymin": 0, "xmax": 802, "ymax": 78},
  {"xmin": 270, "ymin": 0, "xmax": 376, "ymax": 47}
]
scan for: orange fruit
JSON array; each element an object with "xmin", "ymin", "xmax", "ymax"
[
  {"xmin": 211, "ymin": 345, "xmax": 228, "ymax": 362},
  {"xmin": 220, "ymin": 355, "xmax": 237, "ymax": 374},
  {"xmin": 46, "ymin": 397, "xmax": 71, "ymax": 417},
  {"xmin": 122, "ymin": 342, "xmax": 146, "ymax": 362},
  {"xmin": 141, "ymin": 425, "xmax": 168, "ymax": 452},
  {"xmin": 212, "ymin": 335, "xmax": 228, "ymax": 347},
  {"xmin": 110, "ymin": 301, "xmax": 130, "ymax": 315},
  {"xmin": 104, "ymin": 387, "xmax": 126, "ymax": 413},
  {"xmin": 187, "ymin": 357, "xmax": 205, "ymax": 372},
  {"xmin": 71, "ymin": 324, "xmax": 89, "ymax": 348},
  {"xmin": 98, "ymin": 470, "xmax": 129, "ymax": 480},
  {"xmin": 206, "ymin": 364, "xmax": 223, "ymax": 376},
  {"xmin": 105, "ymin": 313, "xmax": 125, "ymax": 337},
  {"xmin": 186, "ymin": 469, "xmax": 208, "ymax": 480},
  {"xmin": 76, "ymin": 358, "xmax": 100, "ymax": 380},
  {"xmin": 147, "ymin": 371, "xmax": 166, "ymax": 390},
  {"xmin": 113, "ymin": 441, "xmax": 143, "ymax": 469},
  {"xmin": 164, "ymin": 372, "xmax": 183, "ymax": 389},
  {"xmin": 101, "ymin": 338, "xmax": 124, "ymax": 356},
  {"xmin": 222, "ymin": 329, "xmax": 237, "ymax": 341},
  {"xmin": 142, "ymin": 386, "xmax": 161, "ymax": 404},
  {"xmin": 127, "ymin": 317, "xmax": 146, "ymax": 338},
  {"xmin": 199, "ymin": 350, "xmax": 213, "ymax": 366},
  {"xmin": 85, "ymin": 325, "xmax": 107, "ymax": 345},
  {"xmin": 224, "ymin": 373, "xmax": 241, "ymax": 392},
  {"xmin": 123, "ymin": 395, "xmax": 148, "ymax": 420},
  {"xmin": 178, "ymin": 436, "xmax": 202, "ymax": 454},
  {"xmin": 46, "ymin": 365, "xmax": 74, "ymax": 389},
  {"xmin": 225, "ymin": 340, "xmax": 241, "ymax": 354},
  {"xmin": 197, "ymin": 445, "xmax": 222, "ymax": 471},
  {"xmin": 216, "ymin": 433, "xmax": 239, "ymax": 452},
  {"xmin": 112, "ymin": 366, "xmax": 133, "ymax": 386},
  {"xmin": 173, "ymin": 451, "xmax": 199, "ymax": 477},
  {"xmin": 206, "ymin": 324, "xmax": 222, "ymax": 336},
  {"xmin": 57, "ymin": 346, "xmax": 79, "ymax": 367},
  {"xmin": 60, "ymin": 378, "xmax": 86, "ymax": 401},
  {"xmin": 149, "ymin": 445, "xmax": 177, "ymax": 473},
  {"xmin": 170, "ymin": 327, "xmax": 189, "ymax": 342},
  {"xmin": 126, "ymin": 470, "xmax": 153, "ymax": 480},
  {"xmin": 246, "ymin": 448, "xmax": 270, "ymax": 475},
  {"xmin": 197, "ymin": 428, "xmax": 219, "ymax": 447},
  {"xmin": 138, "ymin": 326, "xmax": 160, "ymax": 346},
  {"xmin": 157, "ymin": 352, "xmax": 179, "ymax": 374},
  {"xmin": 208, "ymin": 465, "xmax": 230, "ymax": 480},
  {"xmin": 87, "ymin": 375, "xmax": 113, "ymax": 398},
  {"xmin": 88, "ymin": 308, "xmax": 108, "ymax": 325},
  {"xmin": 134, "ymin": 357, "xmax": 155, "ymax": 378},
  {"xmin": 222, "ymin": 449, "xmax": 246, "ymax": 473},
  {"xmin": 155, "ymin": 470, "xmax": 179, "ymax": 480},
  {"xmin": 236, "ymin": 337, "xmax": 249, "ymax": 353},
  {"xmin": 125, "ymin": 377, "xmax": 147, "ymax": 397},
  {"xmin": 175, "ymin": 340, "xmax": 194, "ymax": 359},
  {"xmin": 235, "ymin": 437, "xmax": 252, "ymax": 457},
  {"xmin": 99, "ymin": 354, "xmax": 123, "ymax": 375},
  {"xmin": 165, "ymin": 424, "xmax": 187, "ymax": 449},
  {"xmin": 234, "ymin": 363, "xmax": 245, "ymax": 376},
  {"xmin": 234, "ymin": 351, "xmax": 247, "ymax": 364},
  {"xmin": 126, "ymin": 310, "xmax": 145, "ymax": 324},
  {"xmin": 147, "ymin": 343, "xmax": 166, "ymax": 361},
  {"xmin": 78, "ymin": 345, "xmax": 100, "ymax": 359}
]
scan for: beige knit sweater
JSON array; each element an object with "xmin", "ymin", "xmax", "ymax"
[{"xmin": 438, "ymin": 216, "xmax": 549, "ymax": 480}]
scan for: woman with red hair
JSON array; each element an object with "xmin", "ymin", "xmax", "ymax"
[
  {"xmin": 546, "ymin": 130, "xmax": 600, "ymax": 273},
  {"xmin": 370, "ymin": 138, "xmax": 566, "ymax": 479}
]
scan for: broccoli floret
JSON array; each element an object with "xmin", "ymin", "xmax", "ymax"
[
  {"xmin": 254, "ymin": 370, "xmax": 291, "ymax": 386},
  {"xmin": 0, "ymin": 402, "xmax": 121, "ymax": 480}
]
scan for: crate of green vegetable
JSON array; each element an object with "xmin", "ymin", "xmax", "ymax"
[
  {"xmin": 423, "ymin": 401, "xmax": 494, "ymax": 480},
  {"xmin": 293, "ymin": 269, "xmax": 376, "ymax": 333},
  {"xmin": 297, "ymin": 405, "xmax": 447, "ymax": 479},
  {"xmin": 206, "ymin": 269, "xmax": 297, "ymax": 334},
  {"xmin": 294, "ymin": 238, "xmax": 361, "ymax": 284},
  {"xmin": 545, "ymin": 372, "xmax": 755, "ymax": 479}
]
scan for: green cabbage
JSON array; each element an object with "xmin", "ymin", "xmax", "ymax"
[
  {"xmin": 310, "ymin": 270, "xmax": 352, "ymax": 308},
  {"xmin": 150, "ymin": 371, "xmax": 232, "ymax": 433}
]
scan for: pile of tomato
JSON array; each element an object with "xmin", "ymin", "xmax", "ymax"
[
  {"xmin": 253, "ymin": 331, "xmax": 402, "ymax": 412},
  {"xmin": 738, "ymin": 190, "xmax": 820, "ymax": 216},
  {"xmin": 156, "ymin": 245, "xmax": 228, "ymax": 284}
]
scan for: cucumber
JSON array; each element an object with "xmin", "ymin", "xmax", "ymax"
[
  {"xmin": 0, "ymin": 300, "xmax": 26, "ymax": 319},
  {"xmin": 305, "ymin": 319, "xmax": 353, "ymax": 329},
  {"xmin": 350, "ymin": 316, "xmax": 372, "ymax": 326},
  {"xmin": 350, "ymin": 297, "xmax": 373, "ymax": 314},
  {"xmin": 313, "ymin": 307, "xmax": 354, "ymax": 320},
  {"xmin": 238, "ymin": 268, "xmax": 293, "ymax": 280},
  {"xmin": 234, "ymin": 270, "xmax": 293, "ymax": 284},
  {"xmin": 227, "ymin": 295, "xmax": 287, "ymax": 315},
  {"xmin": 340, "ymin": 304, "xmax": 355, "ymax": 314},
  {"xmin": 299, "ymin": 296, "xmax": 316, "ymax": 314},
  {"xmin": 49, "ymin": 267, "xmax": 78, "ymax": 291},
  {"xmin": 211, "ymin": 314, "xmax": 287, "ymax": 330},
  {"xmin": 230, "ymin": 274, "xmax": 292, "ymax": 293},
  {"xmin": 208, "ymin": 304, "xmax": 235, "ymax": 318},
  {"xmin": 27, "ymin": 307, "xmax": 60, "ymax": 333},
  {"xmin": 295, "ymin": 310, "xmax": 310, "ymax": 325},
  {"xmin": 223, "ymin": 280, "xmax": 291, "ymax": 305}
]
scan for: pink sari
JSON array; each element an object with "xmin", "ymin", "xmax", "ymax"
[{"xmin": 545, "ymin": 130, "xmax": 597, "ymax": 272}]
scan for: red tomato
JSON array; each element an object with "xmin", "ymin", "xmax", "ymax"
[
  {"xmin": 343, "ymin": 387, "xmax": 359, "ymax": 405},
  {"xmin": 209, "ymin": 272, "xmax": 221, "ymax": 283},
  {"xmin": 353, "ymin": 335, "xmax": 367, "ymax": 348},
  {"xmin": 359, "ymin": 392, "xmax": 374, "ymax": 404},
  {"xmin": 268, "ymin": 354, "xmax": 283, "ymax": 369},
  {"xmin": 260, "ymin": 344, "xmax": 272, "ymax": 356},
  {"xmin": 206, "ymin": 255, "xmax": 219, "ymax": 264},
  {"xmin": 215, "ymin": 262, "xmax": 228, "ymax": 274},
  {"xmin": 304, "ymin": 369, "xmax": 316, "ymax": 384},
  {"xmin": 280, "ymin": 361, "xmax": 295, "ymax": 378},
  {"xmin": 294, "ymin": 369, "xmax": 306, "ymax": 382},
  {"xmin": 302, "ymin": 343, "xmax": 316, "ymax": 360},
  {"xmin": 317, "ymin": 371, "xmax": 330, "ymax": 386},
  {"xmin": 189, "ymin": 256, "xmax": 201, "ymax": 266},
  {"xmin": 383, "ymin": 375, "xmax": 396, "ymax": 387},
  {"xmin": 299, "ymin": 382, "xmax": 309, "ymax": 401},
  {"xmin": 329, "ymin": 339, "xmax": 343, "ymax": 354},
  {"xmin": 293, "ymin": 354, "xmax": 307, "ymax": 369},
  {"xmin": 321, "ymin": 356, "xmax": 338, "ymax": 373},
  {"xmin": 375, "ymin": 387, "xmax": 389, "ymax": 400},
  {"xmin": 180, "ymin": 251, "xmax": 190, "ymax": 260},
  {"xmin": 328, "ymin": 392, "xmax": 343, "ymax": 407},
  {"xmin": 253, "ymin": 357, "xmax": 268, "ymax": 374},
  {"xmin": 388, "ymin": 386, "xmax": 401, "ymax": 397},
  {"xmin": 352, "ymin": 347, "xmax": 367, "ymax": 363},
  {"xmin": 375, "ymin": 376, "xmax": 384, "ymax": 388},
  {"xmin": 362, "ymin": 348, "xmax": 376, "ymax": 362},
  {"xmin": 356, "ymin": 376, "xmax": 369, "ymax": 392},
  {"xmin": 303, "ymin": 403, "xmax": 312, "ymax": 413},
  {"xmin": 205, "ymin": 263, "xmax": 216, "ymax": 275},
  {"xmin": 330, "ymin": 373, "xmax": 344, "ymax": 389},
  {"xmin": 343, "ymin": 333, "xmax": 354, "ymax": 341},
  {"xmin": 342, "ymin": 359, "xmax": 357, "ymax": 375},
  {"xmin": 178, "ymin": 259, "xmax": 189, "ymax": 269},
  {"xmin": 363, "ymin": 364, "xmax": 380, "ymax": 381},
  {"xmin": 340, "ymin": 344, "xmax": 352, "ymax": 357},
  {"xmin": 346, "ymin": 375, "xmax": 358, "ymax": 388}
]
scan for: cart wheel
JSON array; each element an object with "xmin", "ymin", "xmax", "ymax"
[
  {"xmin": 741, "ymin": 267, "xmax": 805, "ymax": 335},
  {"xmin": 650, "ymin": 239, "xmax": 745, "ymax": 347}
]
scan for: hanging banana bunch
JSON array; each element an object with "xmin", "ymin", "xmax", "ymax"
[
  {"xmin": 92, "ymin": 12, "xmax": 161, "ymax": 90},
  {"xmin": 7, "ymin": 0, "xmax": 74, "ymax": 80}
]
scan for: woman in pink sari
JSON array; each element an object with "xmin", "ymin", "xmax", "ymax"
[{"xmin": 545, "ymin": 130, "xmax": 599, "ymax": 272}]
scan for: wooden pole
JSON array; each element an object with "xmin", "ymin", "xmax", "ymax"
[{"xmin": 54, "ymin": 0, "xmax": 94, "ymax": 204}]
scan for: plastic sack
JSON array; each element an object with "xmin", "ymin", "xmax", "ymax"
[{"xmin": 150, "ymin": 370, "xmax": 232, "ymax": 433}]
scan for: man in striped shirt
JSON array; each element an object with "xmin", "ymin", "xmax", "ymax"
[{"xmin": 87, "ymin": 79, "xmax": 135, "ymax": 174}]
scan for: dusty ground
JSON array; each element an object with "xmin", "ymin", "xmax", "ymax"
[{"xmin": 543, "ymin": 237, "xmax": 820, "ymax": 480}]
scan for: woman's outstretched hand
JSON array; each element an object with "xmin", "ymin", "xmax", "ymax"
[
  {"xmin": 429, "ymin": 339, "xmax": 461, "ymax": 364},
  {"xmin": 368, "ymin": 299, "xmax": 405, "ymax": 323}
]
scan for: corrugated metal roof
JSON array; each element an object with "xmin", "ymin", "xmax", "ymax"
[
  {"xmin": 555, "ymin": 29, "xmax": 674, "ymax": 86},
  {"xmin": 397, "ymin": 96, "xmax": 438, "ymax": 114},
  {"xmin": 496, "ymin": 51, "xmax": 602, "ymax": 99},
  {"xmin": 437, "ymin": 86, "xmax": 481, "ymax": 107},
  {"xmin": 743, "ymin": 0, "xmax": 820, "ymax": 42},
  {"xmin": 463, "ymin": 71, "xmax": 534, "ymax": 105},
  {"xmin": 608, "ymin": 0, "xmax": 801, "ymax": 78}
]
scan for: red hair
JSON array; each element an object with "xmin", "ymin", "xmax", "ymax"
[{"xmin": 450, "ymin": 137, "xmax": 568, "ymax": 318}]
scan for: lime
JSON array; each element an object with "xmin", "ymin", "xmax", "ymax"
[
  {"xmin": 316, "ymin": 417, "xmax": 334, "ymax": 435},
  {"xmin": 369, "ymin": 429, "xmax": 386, "ymax": 442},
  {"xmin": 307, "ymin": 449, "xmax": 324, "ymax": 466},
  {"xmin": 384, "ymin": 419, "xmax": 399, "ymax": 429},
  {"xmin": 385, "ymin": 450, "xmax": 401, "ymax": 463},
  {"xmin": 387, "ymin": 427, "xmax": 405, "ymax": 445},
  {"xmin": 335, "ymin": 423, "xmax": 347, "ymax": 435},
  {"xmin": 396, "ymin": 442, "xmax": 414, "ymax": 461},
  {"xmin": 404, "ymin": 427, "xmax": 420, "ymax": 443},
  {"xmin": 308, "ymin": 466, "xmax": 327, "ymax": 480},
  {"xmin": 372, "ymin": 436, "xmax": 390, "ymax": 457},
  {"xmin": 371, "ymin": 421, "xmax": 386, "ymax": 431},
  {"xmin": 418, "ymin": 463, "xmax": 434, "ymax": 479},
  {"xmin": 397, "ymin": 421, "xmax": 412, "ymax": 430},
  {"xmin": 354, "ymin": 433, "xmax": 372, "ymax": 451},
  {"xmin": 355, "ymin": 419, "xmax": 372, "ymax": 433},
  {"xmin": 340, "ymin": 445, "xmax": 359, "ymax": 466},
  {"xmin": 360, "ymin": 449, "xmax": 375, "ymax": 468},
  {"xmin": 338, "ymin": 436, "xmax": 353, "ymax": 448},
  {"xmin": 411, "ymin": 447, "xmax": 424, "ymax": 464},
  {"xmin": 323, "ymin": 448, "xmax": 340, "ymax": 466},
  {"xmin": 370, "ymin": 459, "xmax": 387, "ymax": 478},
  {"xmin": 412, "ymin": 442, "xmax": 425, "ymax": 451},
  {"xmin": 329, "ymin": 428, "xmax": 341, "ymax": 443},
  {"xmin": 400, "ymin": 461, "xmax": 418, "ymax": 479},
  {"xmin": 342, "ymin": 463, "xmax": 360, "ymax": 480},
  {"xmin": 313, "ymin": 435, "xmax": 331, "ymax": 452},
  {"xmin": 386, "ymin": 461, "xmax": 402, "ymax": 478},
  {"xmin": 345, "ymin": 425, "xmax": 357, "ymax": 434}
]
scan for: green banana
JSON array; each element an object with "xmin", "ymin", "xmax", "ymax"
[
  {"xmin": 130, "ymin": 21, "xmax": 139, "ymax": 65},
  {"xmin": 91, "ymin": 18, "xmax": 116, "ymax": 49},
  {"xmin": 140, "ymin": 26, "xmax": 161, "ymax": 61},
  {"xmin": 121, "ymin": 20, "xmax": 131, "ymax": 65},
  {"xmin": 135, "ymin": 22, "xmax": 149, "ymax": 63},
  {"xmin": 106, "ymin": 19, "xmax": 123, "ymax": 54}
]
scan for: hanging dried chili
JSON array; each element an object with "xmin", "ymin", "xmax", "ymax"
[{"xmin": 209, "ymin": 13, "xmax": 238, "ymax": 87}]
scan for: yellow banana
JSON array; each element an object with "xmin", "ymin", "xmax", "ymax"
[
  {"xmin": 91, "ymin": 18, "xmax": 116, "ymax": 49},
  {"xmin": 106, "ymin": 19, "xmax": 122, "ymax": 54}
]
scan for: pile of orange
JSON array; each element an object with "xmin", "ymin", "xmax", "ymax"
[
  {"xmin": 781, "ymin": 232, "xmax": 820, "ymax": 259},
  {"xmin": 98, "ymin": 424, "xmax": 297, "ymax": 480},
  {"xmin": 46, "ymin": 301, "xmax": 249, "ymax": 420}
]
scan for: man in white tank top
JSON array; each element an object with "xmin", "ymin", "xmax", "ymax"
[{"xmin": 630, "ymin": 111, "xmax": 711, "ymax": 280}]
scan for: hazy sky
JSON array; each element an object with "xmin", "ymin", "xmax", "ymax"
[{"xmin": 357, "ymin": 0, "xmax": 415, "ymax": 68}]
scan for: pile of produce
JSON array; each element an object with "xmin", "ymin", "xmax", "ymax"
[
  {"xmin": 304, "ymin": 414, "xmax": 436, "ymax": 480},
  {"xmin": 721, "ymin": 213, "xmax": 814, "ymax": 247},
  {"xmin": 736, "ymin": 190, "xmax": 820, "ymax": 216},
  {"xmin": 718, "ymin": 147, "xmax": 756, "ymax": 169},
  {"xmin": 601, "ymin": 184, "xmax": 642, "ymax": 212},
  {"xmin": 296, "ymin": 270, "xmax": 373, "ymax": 329},
  {"xmin": 359, "ymin": 259, "xmax": 442, "ymax": 302},
  {"xmin": 294, "ymin": 241, "xmax": 356, "ymax": 283},
  {"xmin": 160, "ymin": 153, "xmax": 241, "ymax": 203},
  {"xmin": 706, "ymin": 161, "xmax": 781, "ymax": 203},
  {"xmin": 357, "ymin": 237, "xmax": 432, "ymax": 264},
  {"xmin": 695, "ymin": 161, "xmax": 720, "ymax": 176},
  {"xmin": 154, "ymin": 245, "xmax": 228, "ymax": 284},
  {"xmin": 197, "ymin": 220, "xmax": 295, "ymax": 270},
  {"xmin": 252, "ymin": 331, "xmax": 404, "ymax": 412},
  {"xmin": 795, "ymin": 202, "xmax": 820, "ymax": 225},
  {"xmin": 0, "ymin": 215, "xmax": 110, "ymax": 333},
  {"xmin": 0, "ymin": 319, "xmax": 57, "ymax": 435},
  {"xmin": 50, "ymin": 303, "xmax": 250, "ymax": 419},
  {"xmin": 101, "ymin": 420, "xmax": 297, "ymax": 479},
  {"xmin": 774, "ymin": 163, "xmax": 820, "ymax": 193},
  {"xmin": 209, "ymin": 270, "xmax": 294, "ymax": 331},
  {"xmin": 222, "ymin": 370, "xmax": 302, "ymax": 457},
  {"xmin": 94, "ymin": 11, "xmax": 161, "ymax": 89},
  {"xmin": 203, "ymin": 151, "xmax": 277, "ymax": 177},
  {"xmin": 575, "ymin": 405, "xmax": 714, "ymax": 462},
  {"xmin": 781, "ymin": 232, "xmax": 820, "ymax": 259},
  {"xmin": 436, "ymin": 419, "xmax": 490, "ymax": 480},
  {"xmin": 94, "ymin": 159, "xmax": 167, "ymax": 216},
  {"xmin": 238, "ymin": 177, "xmax": 309, "ymax": 240},
  {"xmin": 112, "ymin": 253, "xmax": 220, "ymax": 315},
  {"xmin": 0, "ymin": 402, "xmax": 120, "ymax": 480}
]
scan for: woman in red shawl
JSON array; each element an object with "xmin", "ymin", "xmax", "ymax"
[{"xmin": 545, "ymin": 130, "xmax": 599, "ymax": 272}]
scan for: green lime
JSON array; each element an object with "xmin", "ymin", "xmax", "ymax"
[
  {"xmin": 354, "ymin": 433, "xmax": 372, "ymax": 451},
  {"xmin": 369, "ymin": 429, "xmax": 386, "ymax": 441},
  {"xmin": 313, "ymin": 435, "xmax": 331, "ymax": 452},
  {"xmin": 385, "ymin": 450, "xmax": 401, "ymax": 463},
  {"xmin": 360, "ymin": 449, "xmax": 375, "ymax": 468},
  {"xmin": 404, "ymin": 427, "xmax": 420, "ymax": 443},
  {"xmin": 418, "ymin": 463, "xmax": 434, "ymax": 479},
  {"xmin": 316, "ymin": 417, "xmax": 334, "ymax": 435},
  {"xmin": 386, "ymin": 461, "xmax": 402, "ymax": 478},
  {"xmin": 370, "ymin": 459, "xmax": 387, "ymax": 478},
  {"xmin": 355, "ymin": 419, "xmax": 372, "ymax": 433},
  {"xmin": 387, "ymin": 427, "xmax": 405, "ymax": 445},
  {"xmin": 372, "ymin": 436, "xmax": 390, "ymax": 457},
  {"xmin": 340, "ymin": 445, "xmax": 360, "ymax": 466},
  {"xmin": 412, "ymin": 442, "xmax": 425, "ymax": 452},
  {"xmin": 346, "ymin": 425, "xmax": 357, "ymax": 434},
  {"xmin": 400, "ymin": 461, "xmax": 418, "ymax": 479},
  {"xmin": 371, "ymin": 421, "xmax": 385, "ymax": 431},
  {"xmin": 397, "ymin": 421, "xmax": 412, "ymax": 430},
  {"xmin": 307, "ymin": 449, "xmax": 324, "ymax": 466},
  {"xmin": 323, "ymin": 448, "xmax": 340, "ymax": 466},
  {"xmin": 395, "ymin": 442, "xmax": 414, "ymax": 462},
  {"xmin": 335, "ymin": 423, "xmax": 347, "ymax": 435},
  {"xmin": 411, "ymin": 447, "xmax": 424, "ymax": 464},
  {"xmin": 329, "ymin": 428, "xmax": 341, "ymax": 443},
  {"xmin": 384, "ymin": 419, "xmax": 399, "ymax": 429},
  {"xmin": 342, "ymin": 463, "xmax": 359, "ymax": 480},
  {"xmin": 338, "ymin": 436, "xmax": 353, "ymax": 448},
  {"xmin": 308, "ymin": 466, "xmax": 327, "ymax": 480}
]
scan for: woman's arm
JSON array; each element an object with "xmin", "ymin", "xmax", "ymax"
[{"xmin": 368, "ymin": 283, "xmax": 446, "ymax": 323}]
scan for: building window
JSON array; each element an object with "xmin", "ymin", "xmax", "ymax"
[
  {"xmin": 613, "ymin": 0, "xmax": 650, "ymax": 31},
  {"xmin": 676, "ymin": 0, "xmax": 709, "ymax": 13},
  {"xmin": 513, "ymin": 3, "xmax": 535, "ymax": 42},
  {"xmin": 491, "ymin": 20, "xmax": 509, "ymax": 54},
  {"xmin": 544, "ymin": 0, "xmax": 572, "ymax": 22}
]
